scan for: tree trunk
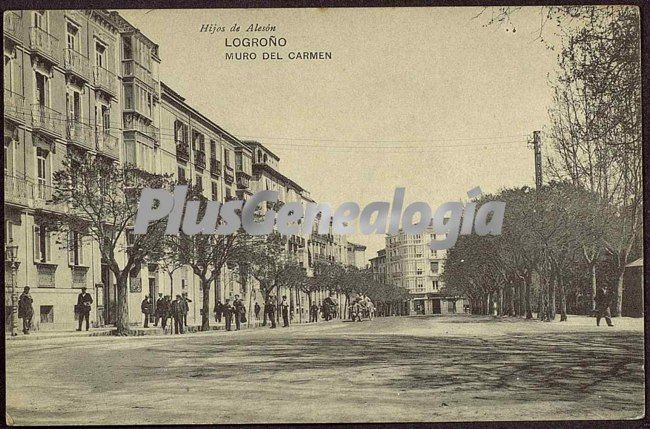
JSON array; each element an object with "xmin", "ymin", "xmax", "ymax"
[
  {"xmin": 508, "ymin": 282, "xmax": 515, "ymax": 316},
  {"xmin": 559, "ymin": 274, "xmax": 567, "ymax": 321},
  {"xmin": 201, "ymin": 278, "xmax": 211, "ymax": 331},
  {"xmin": 115, "ymin": 274, "xmax": 130, "ymax": 336},
  {"xmin": 548, "ymin": 273, "xmax": 556, "ymax": 321},
  {"xmin": 615, "ymin": 268, "xmax": 625, "ymax": 317},
  {"xmin": 590, "ymin": 263, "xmax": 597, "ymax": 315},
  {"xmin": 525, "ymin": 271, "xmax": 533, "ymax": 319}
]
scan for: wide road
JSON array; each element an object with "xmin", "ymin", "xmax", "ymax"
[{"xmin": 5, "ymin": 315, "xmax": 644, "ymax": 424}]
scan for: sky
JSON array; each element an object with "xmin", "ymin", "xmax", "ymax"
[{"xmin": 118, "ymin": 7, "xmax": 560, "ymax": 262}]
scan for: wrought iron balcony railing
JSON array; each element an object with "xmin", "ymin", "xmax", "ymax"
[
  {"xmin": 31, "ymin": 104, "xmax": 64, "ymax": 138},
  {"xmin": 67, "ymin": 119, "xmax": 94, "ymax": 150},
  {"xmin": 122, "ymin": 59, "xmax": 157, "ymax": 90},
  {"xmin": 64, "ymin": 47, "xmax": 91, "ymax": 81},
  {"xmin": 210, "ymin": 158, "xmax": 221, "ymax": 177},
  {"xmin": 29, "ymin": 27, "xmax": 59, "ymax": 62},
  {"xmin": 4, "ymin": 173, "xmax": 33, "ymax": 206},
  {"xmin": 4, "ymin": 88, "xmax": 25, "ymax": 123},
  {"xmin": 96, "ymin": 128, "xmax": 120, "ymax": 159},
  {"xmin": 195, "ymin": 151, "xmax": 206, "ymax": 170},
  {"xmin": 93, "ymin": 65, "xmax": 117, "ymax": 96},
  {"xmin": 176, "ymin": 141, "xmax": 190, "ymax": 161},
  {"xmin": 4, "ymin": 11, "xmax": 22, "ymax": 42}
]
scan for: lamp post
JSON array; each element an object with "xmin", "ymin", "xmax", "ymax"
[{"xmin": 6, "ymin": 240, "xmax": 19, "ymax": 337}]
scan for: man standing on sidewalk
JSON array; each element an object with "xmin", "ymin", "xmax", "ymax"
[
  {"xmin": 154, "ymin": 293, "xmax": 164, "ymax": 327},
  {"xmin": 18, "ymin": 286, "xmax": 34, "ymax": 335},
  {"xmin": 181, "ymin": 292, "xmax": 192, "ymax": 328},
  {"xmin": 233, "ymin": 294, "xmax": 245, "ymax": 331},
  {"xmin": 223, "ymin": 298, "xmax": 233, "ymax": 331},
  {"xmin": 171, "ymin": 295, "xmax": 185, "ymax": 334},
  {"xmin": 310, "ymin": 302, "xmax": 319, "ymax": 323},
  {"xmin": 595, "ymin": 285, "xmax": 614, "ymax": 327},
  {"xmin": 254, "ymin": 301, "xmax": 261, "ymax": 321},
  {"xmin": 76, "ymin": 287, "xmax": 93, "ymax": 331},
  {"xmin": 281, "ymin": 295, "xmax": 290, "ymax": 327},
  {"xmin": 141, "ymin": 295, "xmax": 152, "ymax": 328},
  {"xmin": 266, "ymin": 295, "xmax": 277, "ymax": 329},
  {"xmin": 214, "ymin": 300, "xmax": 223, "ymax": 324}
]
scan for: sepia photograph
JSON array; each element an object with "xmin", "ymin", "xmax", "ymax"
[{"xmin": 2, "ymin": 4, "xmax": 645, "ymax": 425}]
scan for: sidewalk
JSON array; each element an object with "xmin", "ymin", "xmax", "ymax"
[{"xmin": 5, "ymin": 317, "xmax": 339, "ymax": 341}]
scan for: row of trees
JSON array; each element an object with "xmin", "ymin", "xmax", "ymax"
[
  {"xmin": 51, "ymin": 165, "xmax": 407, "ymax": 335},
  {"xmin": 446, "ymin": 6, "xmax": 642, "ymax": 320}
]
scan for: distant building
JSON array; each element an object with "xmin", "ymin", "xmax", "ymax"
[{"xmin": 384, "ymin": 227, "xmax": 466, "ymax": 315}]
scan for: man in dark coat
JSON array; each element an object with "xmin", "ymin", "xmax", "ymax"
[
  {"xmin": 214, "ymin": 300, "xmax": 223, "ymax": 323},
  {"xmin": 18, "ymin": 286, "xmax": 34, "ymax": 334},
  {"xmin": 141, "ymin": 295, "xmax": 152, "ymax": 328},
  {"xmin": 595, "ymin": 285, "xmax": 614, "ymax": 327},
  {"xmin": 280, "ymin": 295, "xmax": 290, "ymax": 327},
  {"xmin": 223, "ymin": 299, "xmax": 233, "ymax": 331},
  {"xmin": 154, "ymin": 293, "xmax": 164, "ymax": 326},
  {"xmin": 76, "ymin": 286, "xmax": 93, "ymax": 331},
  {"xmin": 171, "ymin": 295, "xmax": 184, "ymax": 334},
  {"xmin": 160, "ymin": 295, "xmax": 171, "ymax": 330},
  {"xmin": 181, "ymin": 292, "xmax": 192, "ymax": 328},
  {"xmin": 254, "ymin": 302, "xmax": 261, "ymax": 320},
  {"xmin": 310, "ymin": 302, "xmax": 319, "ymax": 323},
  {"xmin": 266, "ymin": 295, "xmax": 277, "ymax": 328},
  {"xmin": 233, "ymin": 294, "xmax": 245, "ymax": 330}
]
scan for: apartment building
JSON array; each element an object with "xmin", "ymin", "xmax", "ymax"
[
  {"xmin": 4, "ymin": 10, "xmax": 122, "ymax": 331},
  {"xmin": 369, "ymin": 248, "xmax": 387, "ymax": 284},
  {"xmin": 384, "ymin": 227, "xmax": 466, "ymax": 315}
]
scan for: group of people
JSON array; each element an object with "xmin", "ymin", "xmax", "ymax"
[
  {"xmin": 141, "ymin": 292, "xmax": 192, "ymax": 334},
  {"xmin": 213, "ymin": 294, "xmax": 247, "ymax": 331},
  {"xmin": 349, "ymin": 294, "xmax": 375, "ymax": 322}
]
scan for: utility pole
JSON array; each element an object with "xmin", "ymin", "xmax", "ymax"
[{"xmin": 528, "ymin": 130, "xmax": 543, "ymax": 190}]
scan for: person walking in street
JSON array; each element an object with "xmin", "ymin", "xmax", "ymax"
[
  {"xmin": 280, "ymin": 295, "xmax": 290, "ymax": 327},
  {"xmin": 595, "ymin": 285, "xmax": 614, "ymax": 327},
  {"xmin": 233, "ymin": 294, "xmax": 246, "ymax": 330},
  {"xmin": 214, "ymin": 300, "xmax": 223, "ymax": 324},
  {"xmin": 223, "ymin": 298, "xmax": 233, "ymax": 331},
  {"xmin": 254, "ymin": 301, "xmax": 261, "ymax": 321},
  {"xmin": 171, "ymin": 295, "xmax": 185, "ymax": 334},
  {"xmin": 266, "ymin": 295, "xmax": 277, "ymax": 328},
  {"xmin": 153, "ymin": 293, "xmax": 164, "ymax": 327},
  {"xmin": 181, "ymin": 292, "xmax": 192, "ymax": 328},
  {"xmin": 141, "ymin": 295, "xmax": 152, "ymax": 328},
  {"xmin": 310, "ymin": 302, "xmax": 319, "ymax": 323},
  {"xmin": 76, "ymin": 287, "xmax": 93, "ymax": 331},
  {"xmin": 18, "ymin": 286, "xmax": 34, "ymax": 335}
]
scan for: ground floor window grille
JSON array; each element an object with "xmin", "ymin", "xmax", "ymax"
[{"xmin": 40, "ymin": 305, "xmax": 54, "ymax": 323}]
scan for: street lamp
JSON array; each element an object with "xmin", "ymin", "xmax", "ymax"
[{"xmin": 6, "ymin": 240, "xmax": 20, "ymax": 336}]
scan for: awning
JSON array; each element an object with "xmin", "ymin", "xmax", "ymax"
[{"xmin": 626, "ymin": 258, "xmax": 643, "ymax": 268}]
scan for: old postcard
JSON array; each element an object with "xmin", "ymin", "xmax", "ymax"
[{"xmin": 3, "ymin": 5, "xmax": 644, "ymax": 425}]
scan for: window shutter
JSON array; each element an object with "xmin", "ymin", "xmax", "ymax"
[
  {"xmin": 79, "ymin": 234, "xmax": 84, "ymax": 266},
  {"xmin": 33, "ymin": 225, "xmax": 41, "ymax": 262},
  {"xmin": 68, "ymin": 231, "xmax": 74, "ymax": 265},
  {"xmin": 45, "ymin": 227, "xmax": 51, "ymax": 262}
]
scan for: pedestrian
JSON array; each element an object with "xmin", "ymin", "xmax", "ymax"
[
  {"xmin": 223, "ymin": 298, "xmax": 233, "ymax": 331},
  {"xmin": 171, "ymin": 295, "xmax": 184, "ymax": 334},
  {"xmin": 595, "ymin": 285, "xmax": 614, "ymax": 327},
  {"xmin": 181, "ymin": 291, "xmax": 192, "ymax": 328},
  {"xmin": 76, "ymin": 286, "xmax": 93, "ymax": 331},
  {"xmin": 141, "ymin": 295, "xmax": 152, "ymax": 328},
  {"xmin": 233, "ymin": 294, "xmax": 247, "ymax": 330},
  {"xmin": 254, "ymin": 301, "xmax": 261, "ymax": 320},
  {"xmin": 310, "ymin": 302, "xmax": 319, "ymax": 323},
  {"xmin": 18, "ymin": 286, "xmax": 34, "ymax": 335},
  {"xmin": 154, "ymin": 293, "xmax": 164, "ymax": 326},
  {"xmin": 280, "ymin": 295, "xmax": 290, "ymax": 327},
  {"xmin": 214, "ymin": 300, "xmax": 223, "ymax": 323},
  {"xmin": 160, "ymin": 295, "xmax": 171, "ymax": 331},
  {"xmin": 266, "ymin": 295, "xmax": 277, "ymax": 329}
]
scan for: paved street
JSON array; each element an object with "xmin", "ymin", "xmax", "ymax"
[{"xmin": 5, "ymin": 315, "xmax": 644, "ymax": 424}]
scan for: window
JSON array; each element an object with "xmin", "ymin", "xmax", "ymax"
[
  {"xmin": 416, "ymin": 266, "xmax": 423, "ymax": 275},
  {"xmin": 95, "ymin": 41, "xmax": 106, "ymax": 69},
  {"xmin": 225, "ymin": 187, "xmax": 232, "ymax": 200},
  {"xmin": 4, "ymin": 53, "xmax": 13, "ymax": 92},
  {"xmin": 122, "ymin": 37, "xmax": 132, "ymax": 60},
  {"xmin": 224, "ymin": 149, "xmax": 231, "ymax": 167},
  {"xmin": 195, "ymin": 174, "xmax": 203, "ymax": 192},
  {"xmin": 177, "ymin": 166, "xmax": 186, "ymax": 183},
  {"xmin": 123, "ymin": 84, "xmax": 133, "ymax": 110},
  {"xmin": 5, "ymin": 220, "xmax": 14, "ymax": 247},
  {"xmin": 174, "ymin": 120, "xmax": 188, "ymax": 144},
  {"xmin": 211, "ymin": 181, "xmax": 218, "ymax": 201},
  {"xmin": 432, "ymin": 280, "xmax": 439, "ymax": 290},
  {"xmin": 210, "ymin": 140, "xmax": 217, "ymax": 159},
  {"xmin": 33, "ymin": 224, "xmax": 51, "ymax": 263},
  {"xmin": 66, "ymin": 90, "xmax": 81, "ymax": 121},
  {"xmin": 33, "ymin": 10, "xmax": 47, "ymax": 30},
  {"xmin": 35, "ymin": 72, "xmax": 49, "ymax": 107},
  {"xmin": 40, "ymin": 306, "xmax": 54, "ymax": 323},
  {"xmin": 101, "ymin": 104, "xmax": 110, "ymax": 131},
  {"xmin": 36, "ymin": 148, "xmax": 49, "ymax": 198},
  {"xmin": 68, "ymin": 231, "xmax": 84, "ymax": 266},
  {"xmin": 66, "ymin": 22, "xmax": 79, "ymax": 51},
  {"xmin": 430, "ymin": 261, "xmax": 439, "ymax": 273}
]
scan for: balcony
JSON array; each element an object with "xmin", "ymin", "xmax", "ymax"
[
  {"xmin": 4, "ymin": 88, "xmax": 25, "ymax": 124},
  {"xmin": 210, "ymin": 158, "xmax": 221, "ymax": 177},
  {"xmin": 64, "ymin": 48, "xmax": 91, "ymax": 82},
  {"xmin": 33, "ymin": 182, "xmax": 53, "ymax": 210},
  {"xmin": 29, "ymin": 27, "xmax": 59, "ymax": 64},
  {"xmin": 67, "ymin": 119, "xmax": 94, "ymax": 150},
  {"xmin": 31, "ymin": 104, "xmax": 64, "ymax": 138},
  {"xmin": 176, "ymin": 141, "xmax": 190, "ymax": 162},
  {"xmin": 94, "ymin": 66, "xmax": 117, "ymax": 97},
  {"xmin": 224, "ymin": 165, "xmax": 235, "ymax": 185},
  {"xmin": 122, "ymin": 59, "xmax": 157, "ymax": 90},
  {"xmin": 123, "ymin": 113, "xmax": 159, "ymax": 144},
  {"xmin": 236, "ymin": 172, "xmax": 250, "ymax": 189},
  {"xmin": 195, "ymin": 151, "xmax": 206, "ymax": 170},
  {"xmin": 4, "ymin": 12, "xmax": 22, "ymax": 43},
  {"xmin": 96, "ymin": 128, "xmax": 120, "ymax": 160},
  {"xmin": 4, "ymin": 173, "xmax": 33, "ymax": 206}
]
